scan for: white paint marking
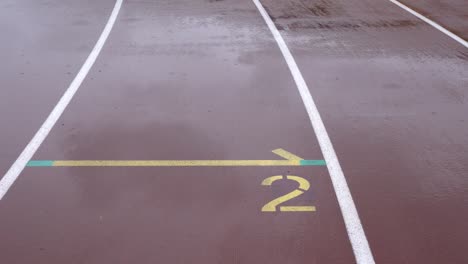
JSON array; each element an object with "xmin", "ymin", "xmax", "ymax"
[
  {"xmin": 389, "ymin": 0, "xmax": 468, "ymax": 48},
  {"xmin": 251, "ymin": 0, "xmax": 375, "ymax": 263},
  {"xmin": 0, "ymin": 0, "xmax": 123, "ymax": 200}
]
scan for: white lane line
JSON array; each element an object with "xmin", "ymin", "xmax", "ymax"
[
  {"xmin": 0, "ymin": 0, "xmax": 123, "ymax": 200},
  {"xmin": 388, "ymin": 0, "xmax": 468, "ymax": 48},
  {"xmin": 251, "ymin": 0, "xmax": 375, "ymax": 263}
]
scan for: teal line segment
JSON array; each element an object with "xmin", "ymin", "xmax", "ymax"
[
  {"xmin": 300, "ymin": 160, "xmax": 326, "ymax": 166},
  {"xmin": 27, "ymin": 160, "xmax": 54, "ymax": 167}
]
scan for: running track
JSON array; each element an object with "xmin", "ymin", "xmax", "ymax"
[{"xmin": 0, "ymin": 0, "xmax": 467, "ymax": 263}]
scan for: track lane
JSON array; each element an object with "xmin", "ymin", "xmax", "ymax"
[
  {"xmin": 259, "ymin": 0, "xmax": 468, "ymax": 263},
  {"xmin": 0, "ymin": 0, "xmax": 115, "ymax": 180}
]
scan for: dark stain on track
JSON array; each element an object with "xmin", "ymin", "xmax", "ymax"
[
  {"xmin": 396, "ymin": 0, "xmax": 468, "ymax": 40},
  {"xmin": 456, "ymin": 51, "xmax": 468, "ymax": 60},
  {"xmin": 297, "ymin": 0, "xmax": 332, "ymax": 17},
  {"xmin": 262, "ymin": 0, "xmax": 420, "ymax": 32},
  {"xmin": 287, "ymin": 19, "xmax": 420, "ymax": 31},
  {"xmin": 269, "ymin": 0, "xmax": 341, "ymax": 19}
]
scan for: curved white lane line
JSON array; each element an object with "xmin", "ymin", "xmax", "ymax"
[
  {"xmin": 0, "ymin": 0, "xmax": 124, "ymax": 200},
  {"xmin": 389, "ymin": 0, "xmax": 468, "ymax": 48},
  {"xmin": 251, "ymin": 0, "xmax": 376, "ymax": 263}
]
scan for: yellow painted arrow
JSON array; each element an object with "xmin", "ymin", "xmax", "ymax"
[{"xmin": 27, "ymin": 149, "xmax": 325, "ymax": 167}]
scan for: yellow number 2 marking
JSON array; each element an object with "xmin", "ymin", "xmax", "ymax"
[{"xmin": 261, "ymin": 175, "xmax": 316, "ymax": 212}]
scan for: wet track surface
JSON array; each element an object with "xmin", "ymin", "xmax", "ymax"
[
  {"xmin": 0, "ymin": 0, "xmax": 115, "ymax": 178},
  {"xmin": 0, "ymin": 0, "xmax": 467, "ymax": 263},
  {"xmin": 398, "ymin": 0, "xmax": 468, "ymax": 40}
]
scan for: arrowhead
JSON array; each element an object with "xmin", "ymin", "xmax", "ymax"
[{"xmin": 272, "ymin": 149, "xmax": 303, "ymax": 161}]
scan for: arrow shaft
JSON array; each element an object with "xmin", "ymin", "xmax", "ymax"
[{"xmin": 27, "ymin": 160, "xmax": 325, "ymax": 167}]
